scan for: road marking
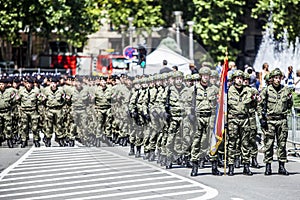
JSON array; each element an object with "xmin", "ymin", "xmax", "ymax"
[{"xmin": 0, "ymin": 147, "xmax": 218, "ymax": 200}]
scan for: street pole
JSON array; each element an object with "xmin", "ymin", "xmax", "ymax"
[
  {"xmin": 173, "ymin": 11, "xmax": 183, "ymax": 50},
  {"xmin": 120, "ymin": 24, "xmax": 126, "ymax": 50},
  {"xmin": 187, "ymin": 21, "xmax": 195, "ymax": 61},
  {"xmin": 128, "ymin": 17, "xmax": 134, "ymax": 47}
]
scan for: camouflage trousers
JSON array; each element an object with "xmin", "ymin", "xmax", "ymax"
[
  {"xmin": 263, "ymin": 118, "xmax": 288, "ymax": 163},
  {"xmin": 19, "ymin": 109, "xmax": 40, "ymax": 142},
  {"xmin": 129, "ymin": 114, "xmax": 145, "ymax": 147},
  {"xmin": 249, "ymin": 114, "xmax": 258, "ymax": 157},
  {"xmin": 0, "ymin": 110, "xmax": 12, "ymax": 140},
  {"xmin": 191, "ymin": 115, "xmax": 210, "ymax": 162},
  {"xmin": 44, "ymin": 107, "xmax": 64, "ymax": 139},
  {"xmin": 94, "ymin": 107, "xmax": 112, "ymax": 138},
  {"xmin": 227, "ymin": 117, "xmax": 251, "ymax": 165},
  {"xmin": 143, "ymin": 107, "xmax": 164, "ymax": 153},
  {"xmin": 71, "ymin": 108, "xmax": 87, "ymax": 141},
  {"xmin": 165, "ymin": 116, "xmax": 182, "ymax": 160}
]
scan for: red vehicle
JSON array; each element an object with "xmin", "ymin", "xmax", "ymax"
[
  {"xmin": 94, "ymin": 54, "xmax": 129, "ymax": 76},
  {"xmin": 38, "ymin": 41, "xmax": 77, "ymax": 75}
]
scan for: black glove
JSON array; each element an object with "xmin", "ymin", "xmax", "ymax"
[
  {"xmin": 144, "ymin": 114, "xmax": 151, "ymax": 121},
  {"xmin": 188, "ymin": 114, "xmax": 196, "ymax": 123},
  {"xmin": 260, "ymin": 118, "xmax": 268, "ymax": 130},
  {"xmin": 256, "ymin": 134, "xmax": 262, "ymax": 144}
]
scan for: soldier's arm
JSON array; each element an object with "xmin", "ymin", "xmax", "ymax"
[{"xmin": 257, "ymin": 87, "xmax": 267, "ymax": 119}]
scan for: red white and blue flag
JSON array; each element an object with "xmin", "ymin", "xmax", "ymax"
[{"xmin": 210, "ymin": 55, "xmax": 229, "ymax": 155}]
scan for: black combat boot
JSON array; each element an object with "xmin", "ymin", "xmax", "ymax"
[
  {"xmin": 243, "ymin": 164, "xmax": 253, "ymax": 176},
  {"xmin": 190, "ymin": 161, "xmax": 198, "ymax": 176},
  {"xmin": 234, "ymin": 156, "xmax": 240, "ymax": 168},
  {"xmin": 95, "ymin": 138, "xmax": 101, "ymax": 147},
  {"xmin": 69, "ymin": 139, "xmax": 75, "ymax": 147},
  {"xmin": 7, "ymin": 139, "xmax": 13, "ymax": 148},
  {"xmin": 128, "ymin": 143, "xmax": 135, "ymax": 156},
  {"xmin": 183, "ymin": 155, "xmax": 192, "ymax": 168},
  {"xmin": 265, "ymin": 163, "xmax": 272, "ymax": 176},
  {"xmin": 166, "ymin": 157, "xmax": 172, "ymax": 169},
  {"xmin": 217, "ymin": 153, "xmax": 224, "ymax": 167},
  {"xmin": 135, "ymin": 146, "xmax": 141, "ymax": 158},
  {"xmin": 122, "ymin": 137, "xmax": 128, "ymax": 147},
  {"xmin": 228, "ymin": 164, "xmax": 234, "ymax": 176},
  {"xmin": 148, "ymin": 150, "xmax": 155, "ymax": 162},
  {"xmin": 212, "ymin": 161, "xmax": 222, "ymax": 176},
  {"xmin": 34, "ymin": 140, "xmax": 40, "ymax": 147},
  {"xmin": 58, "ymin": 138, "xmax": 65, "ymax": 147},
  {"xmin": 45, "ymin": 138, "xmax": 51, "ymax": 147},
  {"xmin": 278, "ymin": 162, "xmax": 289, "ymax": 176},
  {"xmin": 251, "ymin": 157, "xmax": 260, "ymax": 168},
  {"xmin": 143, "ymin": 152, "xmax": 150, "ymax": 160},
  {"xmin": 21, "ymin": 140, "xmax": 27, "ymax": 148}
]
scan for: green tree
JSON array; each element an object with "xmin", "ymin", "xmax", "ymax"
[
  {"xmin": 252, "ymin": 0, "xmax": 300, "ymax": 42},
  {"xmin": 192, "ymin": 0, "xmax": 247, "ymax": 62},
  {"xmin": 99, "ymin": 0, "xmax": 164, "ymax": 31},
  {"xmin": 0, "ymin": 0, "xmax": 101, "ymax": 47}
]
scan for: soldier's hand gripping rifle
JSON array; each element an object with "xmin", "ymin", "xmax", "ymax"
[{"xmin": 260, "ymin": 88, "xmax": 268, "ymax": 130}]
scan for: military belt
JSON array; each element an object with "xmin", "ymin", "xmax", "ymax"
[
  {"xmin": 21, "ymin": 107, "xmax": 36, "ymax": 111},
  {"xmin": 48, "ymin": 106, "xmax": 62, "ymax": 110},
  {"xmin": 228, "ymin": 114, "xmax": 248, "ymax": 119},
  {"xmin": 0, "ymin": 108, "xmax": 10, "ymax": 113},
  {"xmin": 267, "ymin": 114, "xmax": 287, "ymax": 120},
  {"xmin": 197, "ymin": 112, "xmax": 212, "ymax": 117}
]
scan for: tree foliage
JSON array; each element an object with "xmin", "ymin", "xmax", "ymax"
[
  {"xmin": 252, "ymin": 0, "xmax": 300, "ymax": 42},
  {"xmin": 99, "ymin": 0, "xmax": 164, "ymax": 32},
  {"xmin": 0, "ymin": 0, "xmax": 101, "ymax": 47},
  {"xmin": 192, "ymin": 0, "xmax": 247, "ymax": 62}
]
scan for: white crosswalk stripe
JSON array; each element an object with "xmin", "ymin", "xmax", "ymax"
[{"xmin": 0, "ymin": 146, "xmax": 218, "ymax": 200}]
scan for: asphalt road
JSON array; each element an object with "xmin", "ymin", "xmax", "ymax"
[{"xmin": 1, "ymin": 141, "xmax": 300, "ymax": 200}]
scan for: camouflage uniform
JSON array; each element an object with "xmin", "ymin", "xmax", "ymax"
[
  {"xmin": 227, "ymin": 70, "xmax": 254, "ymax": 176},
  {"xmin": 165, "ymin": 71, "xmax": 186, "ymax": 168},
  {"xmin": 190, "ymin": 67, "xmax": 220, "ymax": 176},
  {"xmin": 258, "ymin": 68, "xmax": 292, "ymax": 176},
  {"xmin": 0, "ymin": 79, "xmax": 16, "ymax": 148},
  {"xmin": 94, "ymin": 79, "xmax": 113, "ymax": 146},
  {"xmin": 18, "ymin": 79, "xmax": 42, "ymax": 147},
  {"xmin": 42, "ymin": 78, "xmax": 66, "ymax": 147}
]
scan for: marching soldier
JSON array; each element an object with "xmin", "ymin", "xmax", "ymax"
[
  {"xmin": 227, "ymin": 70, "xmax": 254, "ymax": 176},
  {"xmin": 42, "ymin": 76, "xmax": 66, "ymax": 147},
  {"xmin": 70, "ymin": 76, "xmax": 91, "ymax": 146},
  {"xmin": 93, "ymin": 77, "xmax": 113, "ymax": 147},
  {"xmin": 17, "ymin": 78, "xmax": 42, "ymax": 147},
  {"xmin": 190, "ymin": 67, "xmax": 221, "ymax": 176},
  {"xmin": 165, "ymin": 71, "xmax": 186, "ymax": 169},
  {"xmin": 0, "ymin": 78, "xmax": 16, "ymax": 148},
  {"xmin": 258, "ymin": 68, "xmax": 293, "ymax": 176}
]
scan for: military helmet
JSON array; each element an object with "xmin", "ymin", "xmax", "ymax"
[
  {"xmin": 210, "ymin": 70, "xmax": 219, "ymax": 77},
  {"xmin": 270, "ymin": 68, "xmax": 282, "ymax": 77},
  {"xmin": 199, "ymin": 66, "xmax": 211, "ymax": 75},
  {"xmin": 184, "ymin": 74, "xmax": 192, "ymax": 81},
  {"xmin": 243, "ymin": 72, "xmax": 250, "ymax": 80},
  {"xmin": 264, "ymin": 73, "xmax": 270, "ymax": 81},
  {"xmin": 231, "ymin": 70, "xmax": 244, "ymax": 79},
  {"xmin": 148, "ymin": 75, "xmax": 155, "ymax": 82},
  {"xmin": 191, "ymin": 74, "xmax": 200, "ymax": 80},
  {"xmin": 173, "ymin": 71, "xmax": 184, "ymax": 78}
]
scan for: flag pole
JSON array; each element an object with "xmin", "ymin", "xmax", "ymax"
[{"xmin": 223, "ymin": 49, "xmax": 228, "ymax": 175}]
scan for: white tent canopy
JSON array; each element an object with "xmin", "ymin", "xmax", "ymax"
[
  {"xmin": 135, "ymin": 46, "xmax": 192, "ymax": 75},
  {"xmin": 133, "ymin": 38, "xmax": 192, "ymax": 75}
]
